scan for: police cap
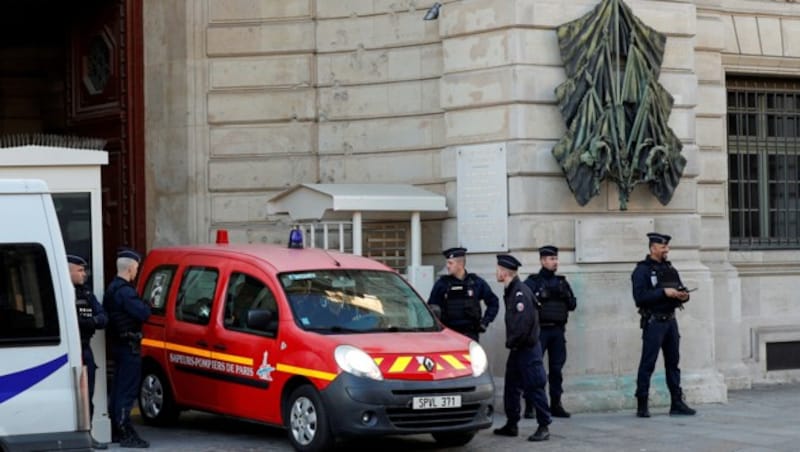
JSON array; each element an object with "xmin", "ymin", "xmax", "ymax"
[
  {"xmin": 66, "ymin": 254, "xmax": 88, "ymax": 267},
  {"xmin": 647, "ymin": 232, "xmax": 671, "ymax": 245},
  {"xmin": 496, "ymin": 254, "xmax": 521, "ymax": 270},
  {"xmin": 539, "ymin": 245, "xmax": 558, "ymax": 257},
  {"xmin": 442, "ymin": 247, "xmax": 467, "ymax": 259},
  {"xmin": 117, "ymin": 246, "xmax": 142, "ymax": 263}
]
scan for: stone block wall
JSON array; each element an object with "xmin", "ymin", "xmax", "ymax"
[
  {"xmin": 143, "ymin": 0, "xmax": 800, "ymax": 410},
  {"xmin": 708, "ymin": 0, "xmax": 800, "ymax": 387}
]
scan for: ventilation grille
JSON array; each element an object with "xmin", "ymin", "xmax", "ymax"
[{"xmin": 766, "ymin": 341, "xmax": 800, "ymax": 371}]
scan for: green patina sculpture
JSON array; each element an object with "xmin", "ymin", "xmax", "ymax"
[{"xmin": 553, "ymin": 0, "xmax": 686, "ymax": 210}]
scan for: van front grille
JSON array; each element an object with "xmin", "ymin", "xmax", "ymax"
[{"xmin": 386, "ymin": 404, "xmax": 481, "ymax": 429}]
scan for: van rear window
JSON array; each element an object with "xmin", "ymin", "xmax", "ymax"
[{"xmin": 0, "ymin": 243, "xmax": 60, "ymax": 346}]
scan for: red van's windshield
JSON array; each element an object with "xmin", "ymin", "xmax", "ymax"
[{"xmin": 279, "ymin": 270, "xmax": 439, "ymax": 334}]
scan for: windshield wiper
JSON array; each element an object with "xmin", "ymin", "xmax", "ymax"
[
  {"xmin": 363, "ymin": 325, "xmax": 430, "ymax": 333},
  {"xmin": 305, "ymin": 325, "xmax": 363, "ymax": 334}
]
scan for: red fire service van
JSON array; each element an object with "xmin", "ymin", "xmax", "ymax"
[{"xmin": 137, "ymin": 231, "xmax": 494, "ymax": 451}]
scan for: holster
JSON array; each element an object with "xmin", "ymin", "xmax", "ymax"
[
  {"xmin": 118, "ymin": 332, "xmax": 143, "ymax": 353},
  {"xmin": 638, "ymin": 309, "xmax": 651, "ymax": 329}
]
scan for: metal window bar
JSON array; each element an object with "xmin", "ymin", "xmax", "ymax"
[
  {"xmin": 300, "ymin": 222, "xmax": 352, "ymax": 253},
  {"xmin": 727, "ymin": 77, "xmax": 800, "ymax": 249},
  {"xmin": 362, "ymin": 223, "xmax": 409, "ymax": 274},
  {"xmin": 296, "ymin": 221, "xmax": 410, "ymax": 273}
]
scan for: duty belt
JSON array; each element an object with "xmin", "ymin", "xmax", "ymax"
[
  {"xmin": 650, "ymin": 312, "xmax": 675, "ymax": 322},
  {"xmin": 119, "ymin": 331, "xmax": 143, "ymax": 341}
]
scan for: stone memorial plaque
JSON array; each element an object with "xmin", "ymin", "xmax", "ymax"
[
  {"xmin": 575, "ymin": 217, "xmax": 654, "ymax": 263},
  {"xmin": 457, "ymin": 143, "xmax": 508, "ymax": 253}
]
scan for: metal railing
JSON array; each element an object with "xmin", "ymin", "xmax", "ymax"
[{"xmin": 296, "ymin": 221, "xmax": 409, "ymax": 273}]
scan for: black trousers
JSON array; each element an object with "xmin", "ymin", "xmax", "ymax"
[
  {"xmin": 109, "ymin": 344, "xmax": 142, "ymax": 428},
  {"xmin": 82, "ymin": 345, "xmax": 97, "ymax": 420},
  {"xmin": 635, "ymin": 317, "xmax": 681, "ymax": 398},
  {"xmin": 504, "ymin": 343, "xmax": 551, "ymax": 427}
]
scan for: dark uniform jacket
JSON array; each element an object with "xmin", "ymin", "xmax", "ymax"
[
  {"xmin": 103, "ymin": 276, "xmax": 151, "ymax": 341},
  {"xmin": 75, "ymin": 284, "xmax": 107, "ymax": 348},
  {"xmin": 631, "ymin": 255, "xmax": 689, "ymax": 314},
  {"xmin": 428, "ymin": 272, "xmax": 499, "ymax": 332},
  {"xmin": 503, "ymin": 276, "xmax": 539, "ymax": 350},
  {"xmin": 524, "ymin": 268, "xmax": 576, "ymax": 325}
]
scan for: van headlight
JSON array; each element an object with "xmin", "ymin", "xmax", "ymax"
[
  {"xmin": 335, "ymin": 345, "xmax": 383, "ymax": 381},
  {"xmin": 469, "ymin": 341, "xmax": 488, "ymax": 377}
]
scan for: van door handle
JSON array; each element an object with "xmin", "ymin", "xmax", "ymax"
[
  {"xmin": 213, "ymin": 344, "xmax": 227, "ymax": 351},
  {"xmin": 195, "ymin": 340, "xmax": 208, "ymax": 347}
]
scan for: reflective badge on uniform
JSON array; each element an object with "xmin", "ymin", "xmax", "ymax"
[
  {"xmin": 516, "ymin": 302, "xmax": 524, "ymax": 312},
  {"xmin": 650, "ymin": 272, "xmax": 658, "ymax": 287},
  {"xmin": 468, "ymin": 289, "xmax": 474, "ymax": 297}
]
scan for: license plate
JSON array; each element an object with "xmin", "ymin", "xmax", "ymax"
[{"xmin": 412, "ymin": 395, "xmax": 462, "ymax": 410}]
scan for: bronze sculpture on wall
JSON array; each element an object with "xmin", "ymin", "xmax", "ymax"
[{"xmin": 553, "ymin": 0, "xmax": 686, "ymax": 210}]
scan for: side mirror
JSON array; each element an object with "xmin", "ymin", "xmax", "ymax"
[
  {"xmin": 429, "ymin": 304, "xmax": 442, "ymax": 319},
  {"xmin": 246, "ymin": 309, "xmax": 274, "ymax": 332}
]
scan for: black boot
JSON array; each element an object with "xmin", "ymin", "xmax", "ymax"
[
  {"xmin": 550, "ymin": 396, "xmax": 571, "ymax": 418},
  {"xmin": 111, "ymin": 424, "xmax": 122, "ymax": 443},
  {"xmin": 493, "ymin": 423, "xmax": 518, "ymax": 437},
  {"xmin": 636, "ymin": 396, "xmax": 650, "ymax": 418},
  {"xmin": 523, "ymin": 403, "xmax": 534, "ymax": 419},
  {"xmin": 118, "ymin": 425, "xmax": 149, "ymax": 448},
  {"xmin": 527, "ymin": 424, "xmax": 550, "ymax": 442},
  {"xmin": 670, "ymin": 396, "xmax": 696, "ymax": 416}
]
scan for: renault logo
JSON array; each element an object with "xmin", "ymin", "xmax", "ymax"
[{"xmin": 422, "ymin": 357, "xmax": 435, "ymax": 372}]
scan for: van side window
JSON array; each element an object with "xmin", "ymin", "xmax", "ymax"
[
  {"xmin": 0, "ymin": 243, "xmax": 60, "ymax": 346},
  {"xmin": 141, "ymin": 266, "xmax": 176, "ymax": 316},
  {"xmin": 224, "ymin": 272, "xmax": 278, "ymax": 337},
  {"xmin": 175, "ymin": 267, "xmax": 218, "ymax": 326}
]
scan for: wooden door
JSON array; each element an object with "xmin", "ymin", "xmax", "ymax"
[{"xmin": 66, "ymin": 0, "xmax": 145, "ymax": 283}]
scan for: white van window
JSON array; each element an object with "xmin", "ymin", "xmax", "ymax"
[
  {"xmin": 0, "ymin": 243, "xmax": 60, "ymax": 346},
  {"xmin": 175, "ymin": 267, "xmax": 218, "ymax": 326}
]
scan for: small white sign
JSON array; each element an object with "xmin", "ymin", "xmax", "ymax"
[
  {"xmin": 575, "ymin": 218, "xmax": 654, "ymax": 263},
  {"xmin": 456, "ymin": 143, "xmax": 508, "ymax": 253}
]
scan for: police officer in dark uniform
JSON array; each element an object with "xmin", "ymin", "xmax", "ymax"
[
  {"xmin": 632, "ymin": 233, "xmax": 695, "ymax": 418},
  {"xmin": 523, "ymin": 245, "xmax": 576, "ymax": 419},
  {"xmin": 428, "ymin": 247, "xmax": 499, "ymax": 341},
  {"xmin": 68, "ymin": 254, "xmax": 108, "ymax": 450},
  {"xmin": 493, "ymin": 254, "xmax": 552, "ymax": 442},
  {"xmin": 104, "ymin": 247, "xmax": 151, "ymax": 448}
]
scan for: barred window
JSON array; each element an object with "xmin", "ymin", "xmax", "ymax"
[
  {"xmin": 727, "ymin": 77, "xmax": 800, "ymax": 249},
  {"xmin": 363, "ymin": 223, "xmax": 408, "ymax": 273}
]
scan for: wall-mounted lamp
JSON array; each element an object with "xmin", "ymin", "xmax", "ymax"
[{"xmin": 423, "ymin": 2, "xmax": 442, "ymax": 20}]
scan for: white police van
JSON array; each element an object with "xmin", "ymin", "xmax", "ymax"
[{"xmin": 0, "ymin": 179, "xmax": 92, "ymax": 451}]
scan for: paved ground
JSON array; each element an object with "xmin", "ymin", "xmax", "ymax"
[{"xmin": 111, "ymin": 383, "xmax": 800, "ymax": 451}]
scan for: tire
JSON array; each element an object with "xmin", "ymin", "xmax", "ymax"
[
  {"xmin": 285, "ymin": 385, "xmax": 334, "ymax": 452},
  {"xmin": 432, "ymin": 430, "xmax": 477, "ymax": 447},
  {"xmin": 138, "ymin": 367, "xmax": 179, "ymax": 426}
]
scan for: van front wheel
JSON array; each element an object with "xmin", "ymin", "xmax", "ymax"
[
  {"xmin": 139, "ymin": 368, "xmax": 179, "ymax": 426},
  {"xmin": 285, "ymin": 385, "xmax": 334, "ymax": 452}
]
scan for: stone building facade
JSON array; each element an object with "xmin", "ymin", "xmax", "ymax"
[{"xmin": 143, "ymin": 0, "xmax": 800, "ymax": 411}]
